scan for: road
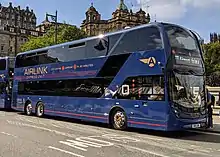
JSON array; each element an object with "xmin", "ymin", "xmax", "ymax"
[{"xmin": 0, "ymin": 110, "xmax": 220, "ymax": 157}]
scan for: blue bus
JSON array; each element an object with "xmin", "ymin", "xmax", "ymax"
[
  {"xmin": 11, "ymin": 22, "xmax": 207, "ymax": 131},
  {"xmin": 0, "ymin": 57, "xmax": 14, "ymax": 109}
]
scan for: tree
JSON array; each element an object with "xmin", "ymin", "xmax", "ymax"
[
  {"xmin": 203, "ymin": 42, "xmax": 220, "ymax": 86},
  {"xmin": 20, "ymin": 24, "xmax": 87, "ymax": 52}
]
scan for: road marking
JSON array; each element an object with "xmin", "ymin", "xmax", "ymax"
[
  {"xmin": 60, "ymin": 137, "xmax": 114, "ymax": 152},
  {"xmin": 139, "ymin": 138, "xmax": 211, "ymax": 156},
  {"xmin": 48, "ymin": 146, "xmax": 84, "ymax": 157},
  {"xmin": 121, "ymin": 144, "xmax": 170, "ymax": 157},
  {"xmin": 7, "ymin": 120, "xmax": 77, "ymax": 138},
  {"xmin": 1, "ymin": 132, "xmax": 17, "ymax": 138},
  {"xmin": 51, "ymin": 124, "xmax": 61, "ymax": 128},
  {"xmin": 18, "ymin": 117, "xmax": 47, "ymax": 126},
  {"xmin": 101, "ymin": 133, "xmax": 140, "ymax": 143},
  {"xmin": 135, "ymin": 135, "xmax": 163, "ymax": 141}
]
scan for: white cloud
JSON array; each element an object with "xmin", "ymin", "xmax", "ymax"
[{"xmin": 133, "ymin": 0, "xmax": 220, "ymax": 21}]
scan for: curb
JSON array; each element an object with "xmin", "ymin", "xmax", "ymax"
[
  {"xmin": 194, "ymin": 128, "xmax": 220, "ymax": 134},
  {"xmin": 213, "ymin": 113, "xmax": 220, "ymax": 116}
]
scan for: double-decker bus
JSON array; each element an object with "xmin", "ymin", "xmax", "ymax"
[
  {"xmin": 11, "ymin": 22, "xmax": 207, "ymax": 131},
  {"xmin": 0, "ymin": 57, "xmax": 14, "ymax": 109}
]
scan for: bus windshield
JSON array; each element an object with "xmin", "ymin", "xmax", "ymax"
[
  {"xmin": 165, "ymin": 24, "xmax": 205, "ymax": 109},
  {"xmin": 169, "ymin": 69, "xmax": 205, "ymax": 108},
  {"xmin": 165, "ymin": 24, "xmax": 200, "ymax": 57}
]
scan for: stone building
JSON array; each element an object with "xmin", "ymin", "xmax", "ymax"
[
  {"xmin": 0, "ymin": 2, "xmax": 42, "ymax": 57},
  {"xmin": 36, "ymin": 14, "xmax": 74, "ymax": 33},
  {"xmin": 210, "ymin": 33, "xmax": 220, "ymax": 43},
  {"xmin": 81, "ymin": 0, "xmax": 150, "ymax": 36}
]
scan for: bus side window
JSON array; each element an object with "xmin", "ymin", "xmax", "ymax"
[
  {"xmin": 147, "ymin": 76, "xmax": 165, "ymax": 101},
  {"xmin": 116, "ymin": 75, "xmax": 165, "ymax": 101},
  {"xmin": 0, "ymin": 82, "xmax": 6, "ymax": 94},
  {"xmin": 111, "ymin": 26, "xmax": 162, "ymax": 56}
]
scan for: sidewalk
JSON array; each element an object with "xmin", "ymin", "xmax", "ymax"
[
  {"xmin": 195, "ymin": 115, "xmax": 220, "ymax": 133},
  {"xmin": 213, "ymin": 107, "xmax": 220, "ymax": 116}
]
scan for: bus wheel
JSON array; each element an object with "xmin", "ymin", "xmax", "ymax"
[
  {"xmin": 111, "ymin": 109, "xmax": 127, "ymax": 130},
  {"xmin": 36, "ymin": 102, "xmax": 44, "ymax": 117},
  {"xmin": 25, "ymin": 103, "xmax": 32, "ymax": 116}
]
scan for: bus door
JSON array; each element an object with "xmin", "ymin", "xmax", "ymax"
[
  {"xmin": 0, "ymin": 82, "xmax": 6, "ymax": 108},
  {"xmin": 120, "ymin": 75, "xmax": 167, "ymax": 122},
  {"xmin": 5, "ymin": 80, "xmax": 12, "ymax": 109}
]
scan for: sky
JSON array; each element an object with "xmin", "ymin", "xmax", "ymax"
[{"xmin": 1, "ymin": 0, "xmax": 220, "ymax": 42}]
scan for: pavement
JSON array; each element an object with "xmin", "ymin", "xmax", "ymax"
[
  {"xmin": 1, "ymin": 110, "xmax": 220, "ymax": 157},
  {"xmin": 213, "ymin": 107, "xmax": 220, "ymax": 116},
  {"xmin": 194, "ymin": 115, "xmax": 220, "ymax": 134}
]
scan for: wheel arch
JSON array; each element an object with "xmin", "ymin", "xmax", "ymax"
[
  {"xmin": 35, "ymin": 101, "xmax": 44, "ymax": 111},
  {"xmin": 24, "ymin": 99, "xmax": 32, "ymax": 112},
  {"xmin": 108, "ymin": 105, "xmax": 127, "ymax": 125}
]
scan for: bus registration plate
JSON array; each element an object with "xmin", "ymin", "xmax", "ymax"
[{"xmin": 192, "ymin": 123, "xmax": 201, "ymax": 128}]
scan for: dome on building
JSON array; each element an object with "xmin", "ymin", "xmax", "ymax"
[{"xmin": 118, "ymin": 0, "xmax": 128, "ymax": 11}]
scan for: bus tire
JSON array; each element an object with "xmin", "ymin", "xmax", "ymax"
[
  {"xmin": 110, "ymin": 108, "xmax": 127, "ymax": 130},
  {"xmin": 36, "ymin": 102, "xmax": 44, "ymax": 117},
  {"xmin": 24, "ymin": 102, "xmax": 32, "ymax": 116}
]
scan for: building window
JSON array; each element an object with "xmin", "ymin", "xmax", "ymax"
[
  {"xmin": 1, "ymin": 45, "xmax": 4, "ymax": 52},
  {"xmin": 31, "ymin": 31, "xmax": 38, "ymax": 36},
  {"xmin": 10, "ymin": 28, "xmax": 14, "ymax": 32},
  {"xmin": 21, "ymin": 29, "xmax": 26, "ymax": 34}
]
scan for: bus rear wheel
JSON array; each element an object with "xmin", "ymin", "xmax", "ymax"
[
  {"xmin": 25, "ymin": 103, "xmax": 32, "ymax": 116},
  {"xmin": 36, "ymin": 102, "xmax": 44, "ymax": 117},
  {"xmin": 111, "ymin": 109, "xmax": 127, "ymax": 130}
]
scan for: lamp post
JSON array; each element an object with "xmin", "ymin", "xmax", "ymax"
[{"xmin": 46, "ymin": 10, "xmax": 58, "ymax": 44}]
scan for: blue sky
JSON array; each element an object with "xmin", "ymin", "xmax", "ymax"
[{"xmin": 2, "ymin": 0, "xmax": 220, "ymax": 42}]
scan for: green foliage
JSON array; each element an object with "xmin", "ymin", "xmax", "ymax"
[
  {"xmin": 203, "ymin": 42, "xmax": 220, "ymax": 86},
  {"xmin": 20, "ymin": 24, "xmax": 87, "ymax": 52}
]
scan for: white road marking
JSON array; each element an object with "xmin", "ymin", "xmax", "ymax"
[
  {"xmin": 18, "ymin": 117, "xmax": 47, "ymax": 126},
  {"xmin": 7, "ymin": 120, "xmax": 77, "ymax": 138},
  {"xmin": 8, "ymin": 118, "xmax": 217, "ymax": 156},
  {"xmin": 49, "ymin": 122, "xmax": 112, "ymax": 134},
  {"xmin": 60, "ymin": 141, "xmax": 88, "ymax": 151},
  {"xmin": 1, "ymin": 132, "xmax": 17, "ymax": 138},
  {"xmin": 121, "ymin": 144, "xmax": 170, "ymax": 157},
  {"xmin": 48, "ymin": 146, "xmax": 84, "ymax": 157},
  {"xmin": 60, "ymin": 137, "xmax": 114, "ymax": 152},
  {"xmin": 51, "ymin": 124, "xmax": 61, "ymax": 128},
  {"xmin": 189, "ymin": 145, "xmax": 211, "ymax": 153},
  {"xmin": 101, "ymin": 133, "xmax": 140, "ymax": 143},
  {"xmin": 18, "ymin": 116, "xmax": 111, "ymax": 134},
  {"xmin": 135, "ymin": 135, "xmax": 163, "ymax": 141},
  {"xmin": 76, "ymin": 137, "xmax": 114, "ymax": 147},
  {"xmin": 139, "ymin": 138, "xmax": 211, "ymax": 156}
]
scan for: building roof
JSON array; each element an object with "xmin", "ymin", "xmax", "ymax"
[{"xmin": 118, "ymin": 0, "xmax": 128, "ymax": 11}]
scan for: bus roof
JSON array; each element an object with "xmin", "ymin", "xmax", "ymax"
[{"xmin": 16, "ymin": 22, "xmax": 185, "ymax": 56}]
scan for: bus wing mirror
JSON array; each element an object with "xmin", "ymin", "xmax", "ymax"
[{"xmin": 158, "ymin": 62, "xmax": 165, "ymax": 73}]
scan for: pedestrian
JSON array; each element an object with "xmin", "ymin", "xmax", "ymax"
[{"xmin": 207, "ymin": 93, "xmax": 215, "ymax": 128}]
